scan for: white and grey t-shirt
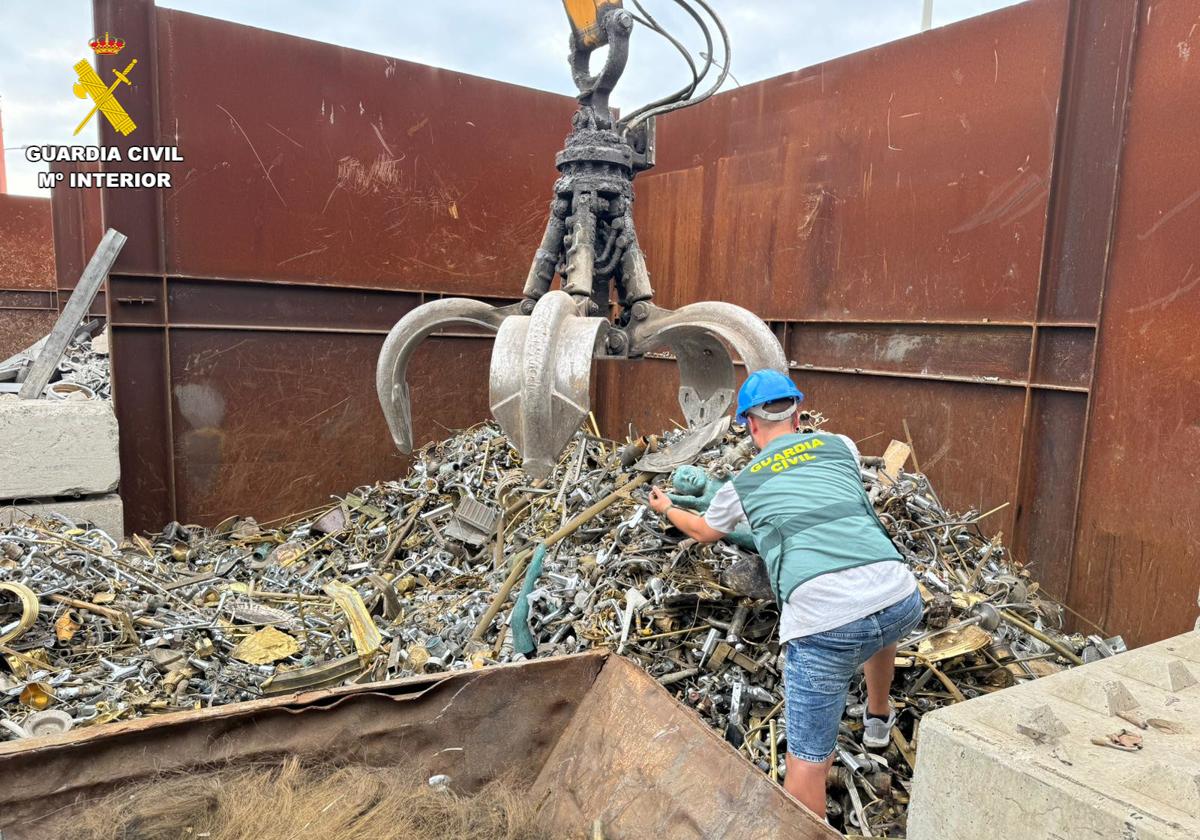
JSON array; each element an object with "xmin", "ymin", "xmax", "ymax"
[{"xmin": 703, "ymin": 434, "xmax": 916, "ymax": 643}]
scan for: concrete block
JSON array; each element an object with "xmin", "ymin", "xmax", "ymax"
[
  {"xmin": 0, "ymin": 494, "xmax": 124, "ymax": 538},
  {"xmin": 909, "ymin": 630, "xmax": 1200, "ymax": 840},
  {"xmin": 1118, "ymin": 653, "xmax": 1199, "ymax": 693},
  {"xmin": 0, "ymin": 399, "xmax": 119, "ymax": 498}
]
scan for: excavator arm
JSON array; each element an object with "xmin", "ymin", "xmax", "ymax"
[
  {"xmin": 562, "ymin": 0, "xmax": 625, "ymax": 50},
  {"xmin": 377, "ymin": 0, "xmax": 786, "ymax": 476}
]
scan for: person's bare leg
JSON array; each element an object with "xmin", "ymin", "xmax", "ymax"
[
  {"xmin": 784, "ymin": 752, "xmax": 834, "ymax": 819},
  {"xmin": 864, "ymin": 643, "xmax": 898, "ymax": 717}
]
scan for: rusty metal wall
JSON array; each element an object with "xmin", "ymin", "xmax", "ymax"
[
  {"xmin": 0, "ymin": 196, "xmax": 57, "ymax": 359},
  {"xmin": 86, "ymin": 0, "xmax": 574, "ymax": 531},
  {"xmin": 1071, "ymin": 0, "xmax": 1200, "ymax": 646},
  {"xmin": 51, "ymin": 162, "xmax": 106, "ymax": 318}
]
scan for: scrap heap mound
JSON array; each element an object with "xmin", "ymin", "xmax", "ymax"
[{"xmin": 0, "ymin": 419, "xmax": 1120, "ymax": 836}]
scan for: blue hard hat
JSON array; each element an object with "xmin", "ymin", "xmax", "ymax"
[{"xmin": 735, "ymin": 369, "xmax": 805, "ymax": 425}]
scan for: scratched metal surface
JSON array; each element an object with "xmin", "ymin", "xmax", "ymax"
[
  {"xmin": 168, "ymin": 329, "xmax": 493, "ymax": 525},
  {"xmin": 0, "ymin": 195, "xmax": 57, "ymax": 358},
  {"xmin": 594, "ymin": 358, "xmax": 1024, "ymax": 542},
  {"xmin": 633, "ymin": 0, "xmax": 1069, "ymax": 322},
  {"xmin": 155, "ymin": 7, "xmax": 574, "ymax": 295},
  {"xmin": 1072, "ymin": 0, "xmax": 1200, "ymax": 647},
  {"xmin": 83, "ymin": 0, "xmax": 1196, "ymax": 650},
  {"xmin": 0, "ymin": 196, "xmax": 55, "ymax": 292},
  {"xmin": 0, "ymin": 309, "xmax": 57, "ymax": 360},
  {"xmin": 88, "ymin": 0, "xmax": 569, "ymax": 530}
]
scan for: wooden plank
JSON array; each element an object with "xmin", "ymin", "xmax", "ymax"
[
  {"xmin": 17, "ymin": 229, "xmax": 125, "ymax": 399},
  {"xmin": 878, "ymin": 439, "xmax": 912, "ymax": 486}
]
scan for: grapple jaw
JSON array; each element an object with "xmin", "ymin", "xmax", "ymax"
[
  {"xmin": 627, "ymin": 301, "xmax": 789, "ymax": 426},
  {"xmin": 375, "ymin": 298, "xmax": 518, "ymax": 453},
  {"xmin": 489, "ymin": 291, "xmax": 607, "ymax": 477},
  {"xmin": 376, "ymin": 292, "xmax": 787, "ymax": 476}
]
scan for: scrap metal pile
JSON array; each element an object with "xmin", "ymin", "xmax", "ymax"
[
  {"xmin": 0, "ymin": 418, "xmax": 1121, "ymax": 836},
  {"xmin": 0, "ymin": 321, "xmax": 111, "ymax": 400}
]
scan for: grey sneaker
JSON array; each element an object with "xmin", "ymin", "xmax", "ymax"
[{"xmin": 863, "ymin": 708, "xmax": 897, "ymax": 749}]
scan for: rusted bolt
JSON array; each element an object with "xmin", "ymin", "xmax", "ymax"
[
  {"xmin": 631, "ymin": 300, "xmax": 651, "ymax": 321},
  {"xmin": 606, "ymin": 331, "xmax": 628, "ymax": 354},
  {"xmin": 520, "ymin": 298, "xmax": 536, "ymax": 315}
]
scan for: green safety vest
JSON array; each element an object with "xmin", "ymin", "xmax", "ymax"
[{"xmin": 731, "ymin": 432, "xmax": 901, "ymax": 605}]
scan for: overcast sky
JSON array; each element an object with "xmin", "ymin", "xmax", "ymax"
[{"xmin": 2, "ymin": 0, "xmax": 1021, "ymax": 196}]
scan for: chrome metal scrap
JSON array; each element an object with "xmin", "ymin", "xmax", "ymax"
[
  {"xmin": 0, "ymin": 418, "xmax": 1116, "ymax": 837},
  {"xmin": 55, "ymin": 332, "xmax": 111, "ymax": 400},
  {"xmin": 0, "ymin": 325, "xmax": 110, "ymax": 400}
]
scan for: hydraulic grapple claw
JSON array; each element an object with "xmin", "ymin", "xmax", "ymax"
[
  {"xmin": 375, "ymin": 298, "xmax": 518, "ymax": 452},
  {"xmin": 489, "ymin": 291, "xmax": 607, "ymax": 477},
  {"xmin": 627, "ymin": 301, "xmax": 789, "ymax": 428},
  {"xmin": 375, "ymin": 3, "xmax": 786, "ymax": 476}
]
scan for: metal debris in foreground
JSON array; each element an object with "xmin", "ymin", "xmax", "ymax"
[{"xmin": 0, "ymin": 420, "xmax": 1121, "ymax": 836}]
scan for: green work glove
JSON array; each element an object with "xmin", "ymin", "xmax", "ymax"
[{"xmin": 664, "ymin": 465, "xmax": 756, "ymax": 550}]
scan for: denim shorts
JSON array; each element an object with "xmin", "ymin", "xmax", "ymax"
[{"xmin": 782, "ymin": 588, "xmax": 923, "ymax": 762}]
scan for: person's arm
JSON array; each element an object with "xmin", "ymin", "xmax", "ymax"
[{"xmin": 648, "ymin": 486, "xmax": 729, "ymax": 543}]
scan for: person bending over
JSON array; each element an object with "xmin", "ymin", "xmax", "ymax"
[{"xmin": 648, "ymin": 369, "xmax": 922, "ymax": 819}]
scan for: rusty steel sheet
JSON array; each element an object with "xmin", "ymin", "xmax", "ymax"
[
  {"xmin": 0, "ymin": 310, "xmax": 58, "ymax": 360},
  {"xmin": 0, "ymin": 652, "xmax": 835, "ymax": 840},
  {"xmin": 169, "ymin": 329, "xmax": 492, "ymax": 525},
  {"xmin": 633, "ymin": 0, "xmax": 1070, "ymax": 323},
  {"xmin": 1037, "ymin": 0, "xmax": 1141, "ymax": 325},
  {"xmin": 1012, "ymin": 389, "xmax": 1088, "ymax": 602},
  {"xmin": 1031, "ymin": 326, "xmax": 1094, "ymax": 388},
  {"xmin": 72, "ymin": 0, "xmax": 1189, "ymax": 654},
  {"xmin": 49, "ymin": 162, "xmax": 105, "ymax": 316},
  {"xmin": 85, "ymin": 0, "xmax": 572, "ymax": 530},
  {"xmin": 532, "ymin": 654, "xmax": 839, "ymax": 839},
  {"xmin": 0, "ymin": 654, "xmax": 603, "ymax": 836},
  {"xmin": 787, "ymin": 322, "xmax": 1033, "ymax": 383},
  {"xmin": 1072, "ymin": 0, "xmax": 1200, "ymax": 647},
  {"xmin": 0, "ymin": 196, "xmax": 54, "ymax": 292},
  {"xmin": 153, "ymin": 6, "xmax": 574, "ymax": 296},
  {"xmin": 92, "ymin": 0, "xmax": 163, "ymax": 277},
  {"xmin": 108, "ymin": 325, "xmax": 173, "ymax": 531},
  {"xmin": 0, "ymin": 195, "xmax": 57, "ymax": 358}
]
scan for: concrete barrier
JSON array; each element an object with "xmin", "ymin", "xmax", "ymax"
[
  {"xmin": 909, "ymin": 630, "xmax": 1200, "ymax": 839},
  {"xmin": 0, "ymin": 398, "xmax": 119, "ymax": 499}
]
